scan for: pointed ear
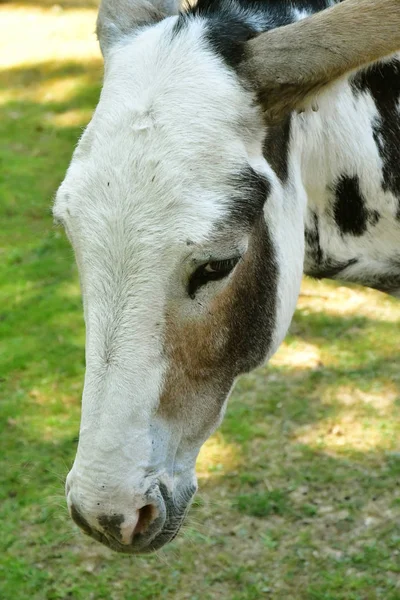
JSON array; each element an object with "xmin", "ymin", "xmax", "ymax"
[
  {"xmin": 240, "ymin": 0, "xmax": 400, "ymax": 122},
  {"xmin": 97, "ymin": 0, "xmax": 181, "ymax": 57}
]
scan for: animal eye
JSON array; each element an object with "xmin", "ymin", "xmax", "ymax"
[{"xmin": 188, "ymin": 257, "xmax": 240, "ymax": 298}]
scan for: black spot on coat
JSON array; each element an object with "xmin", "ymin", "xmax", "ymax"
[
  {"xmin": 333, "ymin": 175, "xmax": 369, "ymax": 236},
  {"xmin": 352, "ymin": 60, "xmax": 400, "ymax": 219}
]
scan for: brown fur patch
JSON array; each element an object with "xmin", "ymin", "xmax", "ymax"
[{"xmin": 159, "ymin": 216, "xmax": 278, "ymax": 420}]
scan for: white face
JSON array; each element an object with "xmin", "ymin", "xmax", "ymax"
[{"xmin": 54, "ymin": 16, "xmax": 305, "ymax": 553}]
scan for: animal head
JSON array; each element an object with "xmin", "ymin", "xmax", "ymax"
[{"xmin": 54, "ymin": 0, "xmax": 400, "ymax": 553}]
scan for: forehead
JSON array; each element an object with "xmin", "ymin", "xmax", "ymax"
[{"xmin": 54, "ymin": 16, "xmax": 267, "ymax": 244}]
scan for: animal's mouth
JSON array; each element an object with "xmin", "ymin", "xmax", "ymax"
[
  {"xmin": 69, "ymin": 482, "xmax": 197, "ymax": 554},
  {"xmin": 122, "ymin": 520, "xmax": 186, "ymax": 554},
  {"xmin": 84, "ymin": 522, "xmax": 184, "ymax": 554},
  {"xmin": 84, "ymin": 508, "xmax": 188, "ymax": 554}
]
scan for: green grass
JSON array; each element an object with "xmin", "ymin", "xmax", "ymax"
[
  {"xmin": 234, "ymin": 490, "xmax": 290, "ymax": 518},
  {"xmin": 1, "ymin": 3, "xmax": 400, "ymax": 599}
]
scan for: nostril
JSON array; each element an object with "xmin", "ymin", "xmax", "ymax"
[
  {"xmin": 133, "ymin": 503, "xmax": 159, "ymax": 536},
  {"xmin": 97, "ymin": 504, "xmax": 159, "ymax": 546}
]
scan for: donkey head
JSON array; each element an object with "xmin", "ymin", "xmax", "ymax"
[{"xmin": 54, "ymin": 0, "xmax": 400, "ymax": 552}]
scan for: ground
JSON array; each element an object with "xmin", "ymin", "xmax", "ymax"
[{"xmin": 1, "ymin": 2, "xmax": 400, "ymax": 599}]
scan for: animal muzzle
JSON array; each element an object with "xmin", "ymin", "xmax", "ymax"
[{"xmin": 66, "ymin": 477, "xmax": 197, "ymax": 553}]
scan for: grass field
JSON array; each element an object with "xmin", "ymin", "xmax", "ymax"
[{"xmin": 1, "ymin": 2, "xmax": 400, "ymax": 599}]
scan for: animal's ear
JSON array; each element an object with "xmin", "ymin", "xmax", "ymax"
[
  {"xmin": 97, "ymin": 0, "xmax": 181, "ymax": 57},
  {"xmin": 240, "ymin": 0, "xmax": 400, "ymax": 123}
]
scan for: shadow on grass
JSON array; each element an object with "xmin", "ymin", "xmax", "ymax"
[
  {"xmin": 0, "ymin": 60, "xmax": 102, "ymax": 226},
  {"xmin": 0, "ymin": 59, "xmax": 102, "ymax": 91},
  {"xmin": 223, "ymin": 312, "xmax": 399, "ymax": 437}
]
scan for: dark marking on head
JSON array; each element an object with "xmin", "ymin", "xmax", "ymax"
[
  {"xmin": 203, "ymin": 18, "xmax": 256, "ymax": 68},
  {"xmin": 263, "ymin": 115, "xmax": 291, "ymax": 183},
  {"xmin": 332, "ymin": 175, "xmax": 368, "ymax": 236},
  {"xmin": 221, "ymin": 216, "xmax": 278, "ymax": 375},
  {"xmin": 352, "ymin": 60, "xmax": 400, "ymax": 219},
  {"xmin": 161, "ymin": 213, "xmax": 278, "ymax": 421},
  {"xmin": 174, "ymin": 8, "xmax": 256, "ymax": 68},
  {"xmin": 98, "ymin": 513, "xmax": 125, "ymax": 542},
  {"xmin": 226, "ymin": 167, "xmax": 271, "ymax": 228}
]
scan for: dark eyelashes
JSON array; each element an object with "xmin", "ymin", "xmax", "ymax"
[{"xmin": 188, "ymin": 257, "xmax": 240, "ymax": 299}]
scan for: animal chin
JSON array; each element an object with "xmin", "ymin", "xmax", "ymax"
[{"xmin": 102, "ymin": 517, "xmax": 185, "ymax": 554}]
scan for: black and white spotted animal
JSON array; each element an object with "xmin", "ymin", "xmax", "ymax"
[{"xmin": 53, "ymin": 0, "xmax": 400, "ymax": 553}]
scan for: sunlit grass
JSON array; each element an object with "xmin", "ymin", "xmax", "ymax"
[
  {"xmin": 197, "ymin": 433, "xmax": 242, "ymax": 480},
  {"xmin": 271, "ymin": 339, "xmax": 322, "ymax": 369},
  {"xmin": 297, "ymin": 278, "xmax": 400, "ymax": 322},
  {"xmin": 46, "ymin": 107, "xmax": 93, "ymax": 127},
  {"xmin": 0, "ymin": 5, "xmax": 100, "ymax": 68},
  {"xmin": 1, "ymin": 3, "xmax": 399, "ymax": 600}
]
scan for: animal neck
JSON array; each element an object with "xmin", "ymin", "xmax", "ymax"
[
  {"xmin": 232, "ymin": 0, "xmax": 400, "ymax": 296},
  {"xmin": 290, "ymin": 62, "xmax": 400, "ymax": 296}
]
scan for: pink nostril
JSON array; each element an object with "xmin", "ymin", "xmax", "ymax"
[
  {"xmin": 133, "ymin": 504, "xmax": 158, "ymax": 536},
  {"xmin": 117, "ymin": 504, "xmax": 159, "ymax": 545}
]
